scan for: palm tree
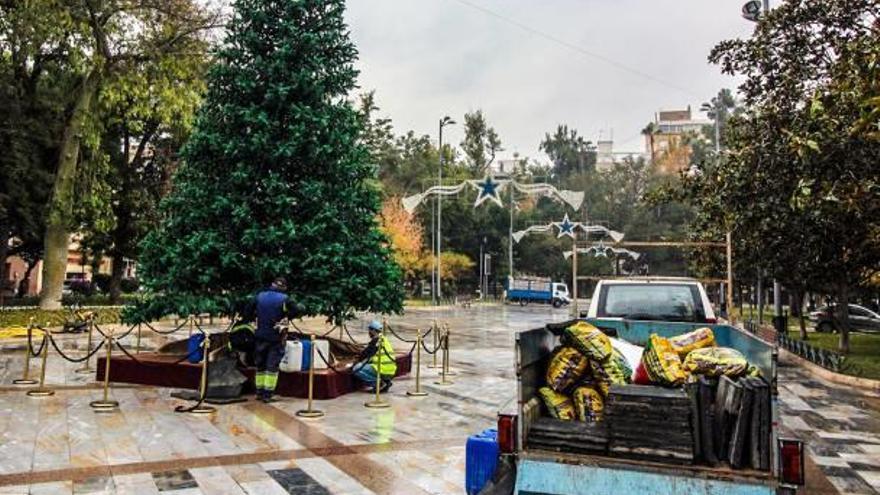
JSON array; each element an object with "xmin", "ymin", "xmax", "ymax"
[{"xmin": 641, "ymin": 122, "xmax": 659, "ymax": 165}]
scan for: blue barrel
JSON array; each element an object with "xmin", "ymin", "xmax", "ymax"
[
  {"xmin": 466, "ymin": 428, "xmax": 499, "ymax": 495},
  {"xmin": 301, "ymin": 339, "xmax": 312, "ymax": 370},
  {"xmin": 187, "ymin": 333, "xmax": 205, "ymax": 364}
]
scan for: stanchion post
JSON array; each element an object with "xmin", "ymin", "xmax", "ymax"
[
  {"xmin": 441, "ymin": 322, "xmax": 457, "ymax": 376},
  {"xmin": 135, "ymin": 323, "xmax": 142, "ymax": 354},
  {"xmin": 188, "ymin": 315, "xmax": 194, "ymax": 338},
  {"xmin": 190, "ymin": 334, "xmax": 216, "ymax": 414},
  {"xmin": 13, "ymin": 318, "xmax": 38, "ymax": 385},
  {"xmin": 427, "ymin": 320, "xmax": 439, "ymax": 369},
  {"xmin": 406, "ymin": 328, "xmax": 428, "ymax": 397},
  {"xmin": 26, "ymin": 332, "xmax": 54, "ymax": 397},
  {"xmin": 365, "ymin": 321, "xmax": 390, "ymax": 409},
  {"xmin": 75, "ymin": 314, "xmax": 95, "ymax": 374},
  {"xmin": 296, "ymin": 334, "xmax": 325, "ymax": 418},
  {"xmin": 434, "ymin": 327, "xmax": 453, "ymax": 386},
  {"xmin": 89, "ymin": 334, "xmax": 119, "ymax": 411}
]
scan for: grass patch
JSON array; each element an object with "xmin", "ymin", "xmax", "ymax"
[
  {"xmin": 0, "ymin": 307, "xmax": 123, "ymax": 329},
  {"xmin": 786, "ymin": 328, "xmax": 880, "ymax": 380}
]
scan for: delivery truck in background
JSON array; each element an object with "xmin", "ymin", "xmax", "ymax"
[
  {"xmin": 506, "ymin": 277, "xmax": 571, "ymax": 308},
  {"xmin": 478, "ymin": 278, "xmax": 805, "ymax": 495}
]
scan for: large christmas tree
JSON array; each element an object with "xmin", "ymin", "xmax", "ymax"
[{"xmin": 133, "ymin": 0, "xmax": 403, "ymax": 323}]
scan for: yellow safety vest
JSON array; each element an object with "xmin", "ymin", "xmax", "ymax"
[{"xmin": 370, "ymin": 335, "xmax": 397, "ymax": 376}]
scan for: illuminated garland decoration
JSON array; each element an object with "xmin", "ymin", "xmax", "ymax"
[
  {"xmin": 401, "ymin": 175, "xmax": 584, "ymax": 213},
  {"xmin": 513, "ymin": 216, "xmax": 625, "ymax": 243},
  {"xmin": 563, "ymin": 247, "xmax": 641, "ymax": 260}
]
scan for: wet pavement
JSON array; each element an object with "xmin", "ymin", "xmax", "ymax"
[{"xmin": 0, "ymin": 304, "xmax": 877, "ymax": 494}]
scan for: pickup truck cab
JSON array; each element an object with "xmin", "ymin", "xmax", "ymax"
[{"xmin": 587, "ymin": 277, "xmax": 717, "ymax": 323}]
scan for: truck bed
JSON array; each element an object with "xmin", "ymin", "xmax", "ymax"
[{"xmin": 515, "ymin": 318, "xmax": 779, "ymax": 489}]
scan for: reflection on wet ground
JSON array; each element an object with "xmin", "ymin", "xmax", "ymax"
[
  {"xmin": 2, "ymin": 304, "xmax": 874, "ymax": 494},
  {"xmin": 0, "ymin": 304, "xmax": 568, "ymax": 494}
]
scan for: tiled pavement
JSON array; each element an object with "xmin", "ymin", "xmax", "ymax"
[
  {"xmin": 0, "ymin": 305, "xmax": 567, "ymax": 494},
  {"xmin": 1, "ymin": 305, "xmax": 878, "ymax": 494},
  {"xmin": 779, "ymin": 362, "xmax": 880, "ymax": 494}
]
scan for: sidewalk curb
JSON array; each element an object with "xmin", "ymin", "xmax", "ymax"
[{"xmin": 779, "ymin": 348, "xmax": 880, "ymax": 393}]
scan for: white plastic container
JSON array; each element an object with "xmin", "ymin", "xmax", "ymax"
[
  {"xmin": 312, "ymin": 339, "xmax": 330, "ymax": 370},
  {"xmin": 279, "ymin": 340, "xmax": 304, "ymax": 372}
]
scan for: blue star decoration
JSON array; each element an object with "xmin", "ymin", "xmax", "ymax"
[
  {"xmin": 472, "ymin": 175, "xmax": 506, "ymax": 208},
  {"xmin": 553, "ymin": 214, "xmax": 579, "ymax": 239}
]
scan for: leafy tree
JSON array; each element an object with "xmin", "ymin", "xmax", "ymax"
[
  {"xmin": 1, "ymin": 1, "xmax": 220, "ymax": 309},
  {"xmin": 669, "ymin": 0, "xmax": 880, "ymax": 352},
  {"xmin": 134, "ymin": 0, "xmax": 403, "ymax": 324},
  {"xmin": 379, "ymin": 197, "xmax": 427, "ymax": 283},
  {"xmin": 461, "ymin": 110, "xmax": 503, "ymax": 175},
  {"xmin": 540, "ymin": 125, "xmax": 596, "ymax": 177}
]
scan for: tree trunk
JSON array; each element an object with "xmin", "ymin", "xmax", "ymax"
[
  {"xmin": 109, "ymin": 255, "xmax": 124, "ymax": 304},
  {"xmin": 0, "ymin": 229, "xmax": 9, "ymax": 303},
  {"xmin": 39, "ymin": 71, "xmax": 101, "ymax": 310},
  {"xmin": 793, "ymin": 290, "xmax": 808, "ymax": 341},
  {"xmin": 17, "ymin": 260, "xmax": 37, "ymax": 298},
  {"xmin": 838, "ymin": 284, "xmax": 851, "ymax": 354}
]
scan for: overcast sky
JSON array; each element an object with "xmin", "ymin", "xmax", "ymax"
[{"xmin": 344, "ymin": 0, "xmax": 756, "ymax": 160}]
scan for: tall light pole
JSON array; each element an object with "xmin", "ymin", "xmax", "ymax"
[{"xmin": 436, "ymin": 116, "xmax": 455, "ymax": 302}]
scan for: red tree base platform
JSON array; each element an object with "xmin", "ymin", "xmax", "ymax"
[{"xmin": 96, "ymin": 353, "xmax": 411, "ymax": 400}]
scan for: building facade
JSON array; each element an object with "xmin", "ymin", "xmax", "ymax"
[{"xmin": 645, "ymin": 106, "xmax": 711, "ymax": 174}]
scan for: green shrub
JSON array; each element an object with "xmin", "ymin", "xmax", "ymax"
[{"xmin": 0, "ymin": 307, "xmax": 123, "ymax": 328}]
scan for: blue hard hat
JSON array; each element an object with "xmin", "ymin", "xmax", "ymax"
[{"xmin": 368, "ymin": 320, "xmax": 382, "ymax": 332}]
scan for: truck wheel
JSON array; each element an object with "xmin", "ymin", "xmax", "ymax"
[
  {"xmin": 519, "ymin": 299, "xmax": 528, "ymax": 306},
  {"xmin": 552, "ymin": 299, "xmax": 563, "ymax": 308}
]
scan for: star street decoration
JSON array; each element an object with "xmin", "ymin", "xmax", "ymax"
[
  {"xmin": 401, "ymin": 174, "xmax": 584, "ymax": 213},
  {"xmin": 513, "ymin": 219, "xmax": 624, "ymax": 244},
  {"xmin": 564, "ymin": 247, "xmax": 641, "ymax": 260},
  {"xmin": 471, "ymin": 176, "xmax": 506, "ymax": 208},
  {"xmin": 553, "ymin": 214, "xmax": 577, "ymax": 239}
]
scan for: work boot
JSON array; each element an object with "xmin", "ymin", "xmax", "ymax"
[{"xmin": 380, "ymin": 379, "xmax": 392, "ymax": 393}]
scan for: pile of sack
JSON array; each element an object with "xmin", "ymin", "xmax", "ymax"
[
  {"xmin": 540, "ymin": 323, "xmax": 763, "ymax": 423},
  {"xmin": 633, "ymin": 327, "xmax": 761, "ymax": 387},
  {"xmin": 539, "ymin": 321, "xmax": 632, "ymax": 423}
]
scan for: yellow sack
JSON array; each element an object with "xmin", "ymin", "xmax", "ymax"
[
  {"xmin": 546, "ymin": 346, "xmax": 590, "ymax": 393},
  {"xmin": 683, "ymin": 347, "xmax": 749, "ymax": 378},
  {"xmin": 573, "ymin": 385, "xmax": 604, "ymax": 423},
  {"xmin": 643, "ymin": 334, "xmax": 687, "ymax": 387},
  {"xmin": 669, "ymin": 327, "xmax": 716, "ymax": 359},
  {"xmin": 589, "ymin": 350, "xmax": 629, "ymax": 396},
  {"xmin": 539, "ymin": 386, "xmax": 576, "ymax": 421},
  {"xmin": 564, "ymin": 321, "xmax": 612, "ymax": 362}
]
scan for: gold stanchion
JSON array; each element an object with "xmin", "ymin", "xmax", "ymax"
[
  {"xmin": 365, "ymin": 321, "xmax": 390, "ymax": 409},
  {"xmin": 427, "ymin": 320, "xmax": 439, "ymax": 369},
  {"xmin": 135, "ymin": 323, "xmax": 142, "ymax": 354},
  {"xmin": 296, "ymin": 334, "xmax": 325, "ymax": 418},
  {"xmin": 434, "ymin": 327, "xmax": 453, "ymax": 386},
  {"xmin": 441, "ymin": 323, "xmax": 457, "ymax": 376},
  {"xmin": 27, "ymin": 332, "xmax": 54, "ymax": 397},
  {"xmin": 406, "ymin": 329, "xmax": 428, "ymax": 397},
  {"xmin": 188, "ymin": 315, "xmax": 194, "ymax": 338},
  {"xmin": 90, "ymin": 334, "xmax": 119, "ymax": 411},
  {"xmin": 75, "ymin": 315, "xmax": 95, "ymax": 374},
  {"xmin": 190, "ymin": 334, "xmax": 216, "ymax": 414},
  {"xmin": 13, "ymin": 318, "xmax": 38, "ymax": 385}
]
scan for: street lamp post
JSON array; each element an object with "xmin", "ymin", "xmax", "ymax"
[{"xmin": 436, "ymin": 116, "xmax": 455, "ymax": 303}]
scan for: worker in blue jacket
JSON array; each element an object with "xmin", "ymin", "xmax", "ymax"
[{"xmin": 251, "ymin": 277, "xmax": 297, "ymax": 402}]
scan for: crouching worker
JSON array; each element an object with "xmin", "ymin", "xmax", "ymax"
[
  {"xmin": 353, "ymin": 320, "xmax": 397, "ymax": 393},
  {"xmin": 252, "ymin": 277, "xmax": 297, "ymax": 403}
]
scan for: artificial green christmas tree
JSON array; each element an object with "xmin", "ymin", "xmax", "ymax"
[{"xmin": 133, "ymin": 0, "xmax": 403, "ymax": 323}]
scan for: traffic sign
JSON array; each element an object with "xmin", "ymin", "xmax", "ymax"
[{"xmin": 742, "ymin": 1, "xmax": 762, "ymax": 21}]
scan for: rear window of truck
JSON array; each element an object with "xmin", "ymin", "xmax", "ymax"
[{"xmin": 597, "ymin": 283, "xmax": 707, "ymax": 322}]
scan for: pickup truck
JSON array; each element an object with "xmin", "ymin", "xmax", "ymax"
[
  {"xmin": 506, "ymin": 277, "xmax": 571, "ymax": 308},
  {"xmin": 482, "ymin": 278, "xmax": 804, "ymax": 495}
]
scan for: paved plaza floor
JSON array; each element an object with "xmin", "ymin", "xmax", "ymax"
[{"xmin": 0, "ymin": 304, "xmax": 877, "ymax": 494}]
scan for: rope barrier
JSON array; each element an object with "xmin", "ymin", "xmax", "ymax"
[
  {"xmin": 28, "ymin": 327, "xmax": 47, "ymax": 357},
  {"xmin": 94, "ymin": 322, "xmax": 137, "ymax": 341},
  {"xmin": 384, "ymin": 323, "xmax": 417, "ymax": 344},
  {"xmin": 343, "ymin": 325, "xmax": 363, "ymax": 345},
  {"xmin": 420, "ymin": 335, "xmax": 444, "ymax": 355},
  {"xmin": 314, "ymin": 346, "xmax": 345, "ymax": 374},
  {"xmin": 46, "ymin": 333, "xmax": 106, "ymax": 364},
  {"xmin": 142, "ymin": 319, "xmax": 191, "ymax": 336}
]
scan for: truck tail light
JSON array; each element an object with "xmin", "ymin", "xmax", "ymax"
[
  {"xmin": 497, "ymin": 414, "xmax": 517, "ymax": 454},
  {"xmin": 779, "ymin": 438, "xmax": 805, "ymax": 486},
  {"xmin": 706, "ymin": 317, "xmax": 717, "ymax": 324}
]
